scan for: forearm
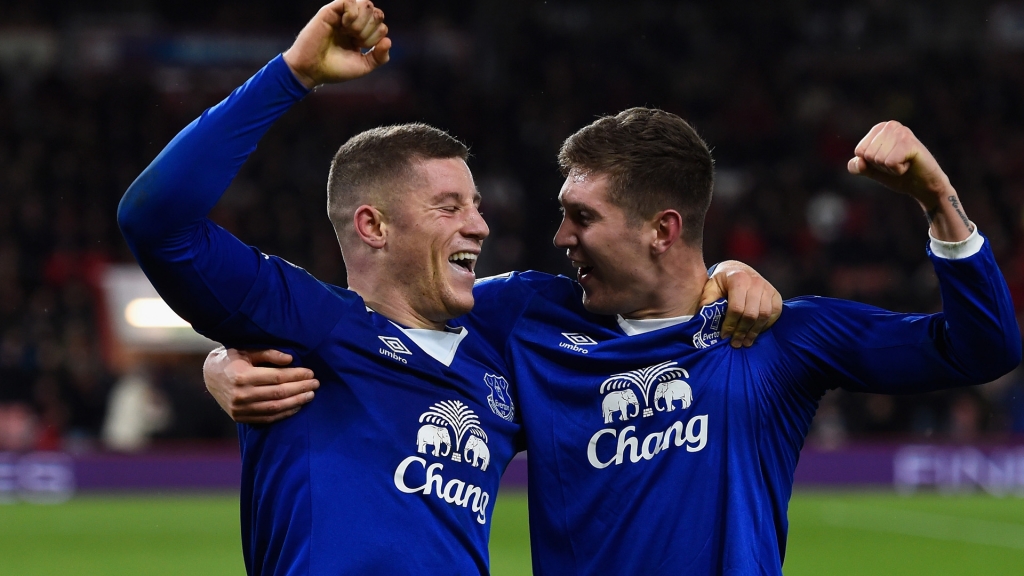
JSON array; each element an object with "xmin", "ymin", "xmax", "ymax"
[
  {"xmin": 117, "ymin": 55, "xmax": 309, "ymax": 248},
  {"xmin": 919, "ymin": 184, "xmax": 973, "ymax": 242}
]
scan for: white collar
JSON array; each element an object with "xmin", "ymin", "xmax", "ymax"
[
  {"xmin": 616, "ymin": 314, "xmax": 694, "ymax": 336},
  {"xmin": 364, "ymin": 307, "xmax": 469, "ymax": 366},
  {"xmin": 364, "ymin": 307, "xmax": 468, "ymax": 364},
  {"xmin": 393, "ymin": 323, "xmax": 468, "ymax": 367}
]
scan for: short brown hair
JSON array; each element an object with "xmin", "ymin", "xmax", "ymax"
[
  {"xmin": 558, "ymin": 107, "xmax": 714, "ymax": 245},
  {"xmin": 327, "ymin": 123, "xmax": 469, "ymax": 234}
]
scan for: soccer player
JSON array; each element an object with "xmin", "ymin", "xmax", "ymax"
[
  {"xmin": 117, "ymin": 1, "xmax": 778, "ymax": 574},
  {"xmin": 213, "ymin": 111, "xmax": 1021, "ymax": 574},
  {"xmin": 119, "ymin": 2, "xmax": 518, "ymax": 573},
  {"xmin": 470, "ymin": 113, "xmax": 1021, "ymax": 574}
]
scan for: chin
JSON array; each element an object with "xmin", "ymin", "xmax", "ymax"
[
  {"xmin": 444, "ymin": 293, "xmax": 475, "ymax": 318},
  {"xmin": 580, "ymin": 291, "xmax": 618, "ymax": 316}
]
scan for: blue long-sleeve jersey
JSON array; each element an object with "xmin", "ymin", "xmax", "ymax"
[
  {"xmin": 120, "ymin": 54, "xmax": 1021, "ymax": 576},
  {"xmin": 460, "ymin": 247, "xmax": 1020, "ymax": 575},
  {"xmin": 119, "ymin": 56, "xmax": 524, "ymax": 575}
]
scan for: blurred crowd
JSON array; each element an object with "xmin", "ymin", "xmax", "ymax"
[{"xmin": 1, "ymin": 0, "xmax": 1024, "ymax": 452}]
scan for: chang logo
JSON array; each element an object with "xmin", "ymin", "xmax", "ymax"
[
  {"xmin": 588, "ymin": 362, "xmax": 708, "ymax": 469},
  {"xmin": 599, "ymin": 361, "xmax": 692, "ymax": 421},
  {"xmin": 416, "ymin": 400, "xmax": 490, "ymax": 467},
  {"xmin": 395, "ymin": 400, "xmax": 493, "ymax": 524},
  {"xmin": 484, "ymin": 374, "xmax": 515, "ymax": 422}
]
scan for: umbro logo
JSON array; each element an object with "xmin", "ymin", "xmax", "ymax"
[
  {"xmin": 559, "ymin": 332, "xmax": 597, "ymax": 354},
  {"xmin": 379, "ymin": 336, "xmax": 412, "ymax": 363},
  {"xmin": 379, "ymin": 336, "xmax": 412, "ymax": 354},
  {"xmin": 563, "ymin": 332, "xmax": 598, "ymax": 346}
]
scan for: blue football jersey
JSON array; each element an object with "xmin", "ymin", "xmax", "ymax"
[
  {"xmin": 119, "ymin": 56, "xmax": 524, "ymax": 575},
  {"xmin": 462, "ymin": 241, "xmax": 1019, "ymax": 575},
  {"xmin": 223, "ymin": 257, "xmax": 523, "ymax": 575}
]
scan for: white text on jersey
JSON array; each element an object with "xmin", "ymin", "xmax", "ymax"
[
  {"xmin": 394, "ymin": 457, "xmax": 490, "ymax": 524},
  {"xmin": 587, "ymin": 414, "xmax": 708, "ymax": 469}
]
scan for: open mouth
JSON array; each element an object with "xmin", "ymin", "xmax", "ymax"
[
  {"xmin": 572, "ymin": 260, "xmax": 594, "ymax": 281},
  {"xmin": 449, "ymin": 252, "xmax": 478, "ymax": 274}
]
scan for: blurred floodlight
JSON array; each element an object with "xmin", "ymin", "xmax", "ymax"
[
  {"xmin": 103, "ymin": 264, "xmax": 217, "ymax": 352},
  {"xmin": 806, "ymin": 191, "xmax": 848, "ymax": 243},
  {"xmin": 991, "ymin": 3, "xmax": 1024, "ymax": 50},
  {"xmin": 125, "ymin": 298, "xmax": 191, "ymax": 328},
  {"xmin": 713, "ymin": 168, "xmax": 752, "ymax": 204}
]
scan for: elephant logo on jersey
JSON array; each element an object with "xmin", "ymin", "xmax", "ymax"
[
  {"xmin": 416, "ymin": 424, "xmax": 451, "ymax": 456},
  {"xmin": 417, "ymin": 400, "xmax": 489, "ymax": 467},
  {"xmin": 693, "ymin": 300, "xmax": 725, "ymax": 349},
  {"xmin": 397, "ymin": 400, "xmax": 495, "ymax": 525},
  {"xmin": 600, "ymin": 361, "xmax": 692, "ymax": 421},
  {"xmin": 484, "ymin": 374, "xmax": 515, "ymax": 422},
  {"xmin": 463, "ymin": 435, "xmax": 490, "ymax": 471}
]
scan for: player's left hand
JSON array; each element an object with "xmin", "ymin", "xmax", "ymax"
[
  {"xmin": 699, "ymin": 261, "xmax": 783, "ymax": 348},
  {"xmin": 847, "ymin": 120, "xmax": 953, "ymax": 205},
  {"xmin": 204, "ymin": 347, "xmax": 319, "ymax": 425}
]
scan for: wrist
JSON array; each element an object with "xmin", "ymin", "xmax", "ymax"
[
  {"xmin": 923, "ymin": 191, "xmax": 973, "ymax": 243},
  {"xmin": 282, "ymin": 50, "xmax": 318, "ymax": 89}
]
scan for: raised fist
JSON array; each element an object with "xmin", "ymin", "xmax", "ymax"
[
  {"xmin": 848, "ymin": 120, "xmax": 972, "ymax": 241},
  {"xmin": 847, "ymin": 120, "xmax": 953, "ymax": 205},
  {"xmin": 283, "ymin": 0, "xmax": 391, "ymax": 89}
]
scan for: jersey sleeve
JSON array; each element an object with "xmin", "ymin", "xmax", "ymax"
[
  {"xmin": 771, "ymin": 236, "xmax": 1021, "ymax": 396},
  {"xmin": 117, "ymin": 55, "xmax": 341, "ymax": 352}
]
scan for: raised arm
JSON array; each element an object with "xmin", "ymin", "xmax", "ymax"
[
  {"xmin": 776, "ymin": 122, "xmax": 1021, "ymax": 395},
  {"xmin": 117, "ymin": 0, "xmax": 389, "ymax": 339}
]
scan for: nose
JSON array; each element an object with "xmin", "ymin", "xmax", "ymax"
[
  {"xmin": 552, "ymin": 217, "xmax": 575, "ymax": 249},
  {"xmin": 463, "ymin": 206, "xmax": 489, "ymax": 241}
]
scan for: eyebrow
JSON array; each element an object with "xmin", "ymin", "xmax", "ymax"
[
  {"xmin": 559, "ymin": 197, "xmax": 592, "ymax": 212},
  {"xmin": 431, "ymin": 191, "xmax": 482, "ymax": 205}
]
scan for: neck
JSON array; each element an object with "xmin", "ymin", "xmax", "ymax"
[
  {"xmin": 621, "ymin": 246, "xmax": 708, "ymax": 320},
  {"xmin": 347, "ymin": 271, "xmax": 447, "ymax": 331}
]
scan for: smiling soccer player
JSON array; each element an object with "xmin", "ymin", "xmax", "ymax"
[{"xmin": 118, "ymin": 2, "xmax": 524, "ymax": 573}]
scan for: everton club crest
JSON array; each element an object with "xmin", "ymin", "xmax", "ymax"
[
  {"xmin": 484, "ymin": 374, "xmax": 515, "ymax": 422},
  {"xmin": 692, "ymin": 299, "xmax": 725, "ymax": 349}
]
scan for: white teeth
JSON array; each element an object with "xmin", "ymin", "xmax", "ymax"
[{"xmin": 449, "ymin": 252, "xmax": 478, "ymax": 262}]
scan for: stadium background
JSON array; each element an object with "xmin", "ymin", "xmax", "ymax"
[{"xmin": 1, "ymin": 0, "xmax": 1023, "ymax": 573}]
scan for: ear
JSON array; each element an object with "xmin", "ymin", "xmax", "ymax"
[
  {"xmin": 353, "ymin": 205, "xmax": 387, "ymax": 249},
  {"xmin": 650, "ymin": 209, "xmax": 682, "ymax": 255}
]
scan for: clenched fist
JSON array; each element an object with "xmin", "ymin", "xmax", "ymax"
[
  {"xmin": 848, "ymin": 120, "xmax": 972, "ymax": 242},
  {"xmin": 283, "ymin": 0, "xmax": 391, "ymax": 89}
]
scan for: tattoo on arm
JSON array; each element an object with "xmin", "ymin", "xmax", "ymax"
[{"xmin": 948, "ymin": 195, "xmax": 974, "ymax": 233}]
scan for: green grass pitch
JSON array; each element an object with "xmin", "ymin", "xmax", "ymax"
[{"xmin": 1, "ymin": 490, "xmax": 1022, "ymax": 575}]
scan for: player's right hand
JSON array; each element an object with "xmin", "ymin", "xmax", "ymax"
[
  {"xmin": 283, "ymin": 0, "xmax": 391, "ymax": 89},
  {"xmin": 699, "ymin": 261, "xmax": 783, "ymax": 348},
  {"xmin": 204, "ymin": 347, "xmax": 319, "ymax": 425}
]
